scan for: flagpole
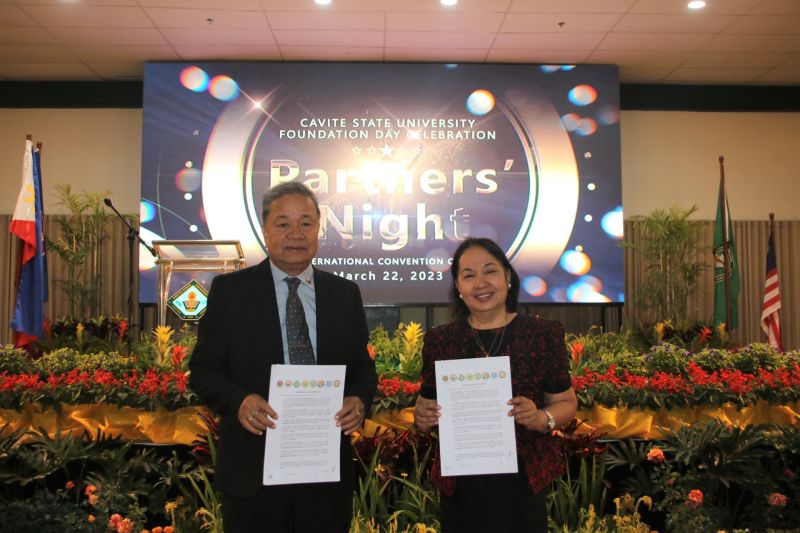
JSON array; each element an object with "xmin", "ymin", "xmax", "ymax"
[{"xmin": 719, "ymin": 156, "xmax": 731, "ymax": 330}]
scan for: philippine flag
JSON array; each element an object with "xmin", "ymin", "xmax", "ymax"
[{"xmin": 10, "ymin": 138, "xmax": 48, "ymax": 347}]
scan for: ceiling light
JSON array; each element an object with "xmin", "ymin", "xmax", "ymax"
[
  {"xmin": 441, "ymin": 0, "xmax": 458, "ymax": 6},
  {"xmin": 315, "ymin": 0, "xmax": 332, "ymax": 5},
  {"xmin": 688, "ymin": 1, "xmax": 706, "ymax": 8}
]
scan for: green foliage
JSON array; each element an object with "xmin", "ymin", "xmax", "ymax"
[
  {"xmin": 607, "ymin": 421, "xmax": 800, "ymax": 532},
  {"xmin": 370, "ymin": 322, "xmax": 424, "ymax": 382},
  {"xmin": 46, "ymin": 184, "xmax": 133, "ymax": 319},
  {"xmin": 624, "ymin": 205, "xmax": 706, "ymax": 323}
]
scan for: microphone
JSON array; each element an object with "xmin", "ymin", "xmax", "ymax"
[{"xmin": 104, "ymin": 197, "xmax": 113, "ymax": 207}]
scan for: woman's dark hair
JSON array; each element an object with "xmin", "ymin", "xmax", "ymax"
[{"xmin": 449, "ymin": 237, "xmax": 520, "ymax": 319}]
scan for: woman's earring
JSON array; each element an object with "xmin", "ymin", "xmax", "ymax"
[
  {"xmin": 459, "ymin": 294, "xmax": 463, "ymax": 299},
  {"xmin": 507, "ymin": 283, "xmax": 511, "ymax": 289}
]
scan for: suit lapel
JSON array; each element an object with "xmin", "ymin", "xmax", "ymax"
[
  {"xmin": 253, "ymin": 259, "xmax": 284, "ymax": 366},
  {"xmin": 313, "ymin": 268, "xmax": 332, "ymax": 364}
]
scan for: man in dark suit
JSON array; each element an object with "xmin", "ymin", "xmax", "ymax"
[{"xmin": 189, "ymin": 182, "xmax": 377, "ymax": 533}]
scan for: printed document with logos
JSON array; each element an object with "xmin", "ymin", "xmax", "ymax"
[
  {"xmin": 435, "ymin": 356, "xmax": 518, "ymax": 476},
  {"xmin": 263, "ymin": 364, "xmax": 345, "ymax": 485}
]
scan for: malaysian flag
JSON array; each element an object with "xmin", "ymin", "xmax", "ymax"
[{"xmin": 760, "ymin": 219, "xmax": 783, "ymax": 351}]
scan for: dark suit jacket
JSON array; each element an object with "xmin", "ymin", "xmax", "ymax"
[{"xmin": 189, "ymin": 258, "xmax": 377, "ymax": 497}]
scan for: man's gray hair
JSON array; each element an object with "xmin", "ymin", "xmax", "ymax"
[{"xmin": 261, "ymin": 182, "xmax": 321, "ymax": 223}]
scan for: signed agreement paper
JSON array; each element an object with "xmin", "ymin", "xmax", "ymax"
[
  {"xmin": 263, "ymin": 364, "xmax": 345, "ymax": 485},
  {"xmin": 435, "ymin": 356, "xmax": 518, "ymax": 476}
]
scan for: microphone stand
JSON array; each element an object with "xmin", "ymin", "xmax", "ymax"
[{"xmin": 104, "ymin": 198, "xmax": 156, "ymax": 354}]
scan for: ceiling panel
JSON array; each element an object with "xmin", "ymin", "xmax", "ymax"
[
  {"xmin": 723, "ymin": 15, "xmax": 800, "ymax": 35},
  {"xmin": 587, "ymin": 49, "xmax": 693, "ymax": 67},
  {"xmin": 494, "ymin": 32, "xmax": 605, "ymax": 49},
  {"xmin": 386, "ymin": 31, "xmax": 496, "ymax": 49},
  {"xmin": 628, "ymin": 0, "xmax": 761, "ymax": 16},
  {"xmin": 161, "ymin": 28, "xmax": 277, "ymax": 46},
  {"xmin": 388, "ymin": 11, "xmax": 504, "ymax": 32},
  {"xmin": 69, "ymin": 45, "xmax": 181, "ymax": 62},
  {"xmin": 47, "ymin": 27, "xmax": 170, "ymax": 47},
  {"xmin": 0, "ymin": 27, "xmax": 59, "ymax": 45},
  {"xmin": 87, "ymin": 61, "xmax": 146, "ymax": 79},
  {"xmin": 20, "ymin": 5, "xmax": 154, "ymax": 27},
  {"xmin": 281, "ymin": 46, "xmax": 383, "ymax": 61},
  {"xmin": 144, "ymin": 8, "xmax": 269, "ymax": 29},
  {"xmin": 486, "ymin": 48, "xmax": 593, "ymax": 63},
  {"xmin": 509, "ymin": 0, "xmax": 636, "ymax": 14},
  {"xmin": 268, "ymin": 11, "xmax": 384, "ymax": 31},
  {"xmin": 702, "ymin": 34, "xmax": 800, "ymax": 53},
  {"xmin": 274, "ymin": 29, "xmax": 383, "ymax": 47},
  {"xmin": 599, "ymin": 32, "xmax": 714, "ymax": 51},
  {"xmin": 683, "ymin": 51, "xmax": 794, "ymax": 68},
  {"xmin": 614, "ymin": 14, "xmax": 737, "ymax": 33},
  {"xmin": 173, "ymin": 44, "xmax": 281, "ymax": 59},
  {"xmin": 0, "ymin": 0, "xmax": 796, "ymax": 85},
  {"xmin": 500, "ymin": 13, "xmax": 621, "ymax": 32}
]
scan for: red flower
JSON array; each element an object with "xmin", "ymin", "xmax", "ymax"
[
  {"xmin": 378, "ymin": 376, "xmax": 401, "ymax": 397},
  {"xmin": 117, "ymin": 319, "xmax": 128, "ymax": 340},
  {"xmin": 171, "ymin": 345, "xmax": 188, "ymax": 368},
  {"xmin": 570, "ymin": 342, "xmax": 585, "ymax": 366},
  {"xmin": 697, "ymin": 326, "xmax": 712, "ymax": 343},
  {"xmin": 646, "ymin": 447, "xmax": 665, "ymax": 463},
  {"xmin": 109, "ymin": 514, "xmax": 122, "ymax": 528},
  {"xmin": 686, "ymin": 489, "xmax": 703, "ymax": 509},
  {"xmin": 767, "ymin": 492, "xmax": 788, "ymax": 508},
  {"xmin": 84, "ymin": 484, "xmax": 97, "ymax": 497},
  {"xmin": 65, "ymin": 480, "xmax": 75, "ymax": 489}
]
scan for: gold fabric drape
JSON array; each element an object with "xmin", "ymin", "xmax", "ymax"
[{"xmin": 1, "ymin": 216, "xmax": 798, "ymax": 349}]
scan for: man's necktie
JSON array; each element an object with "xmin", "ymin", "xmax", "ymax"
[{"xmin": 285, "ymin": 277, "xmax": 315, "ymax": 364}]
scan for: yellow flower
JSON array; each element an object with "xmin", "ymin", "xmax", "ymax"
[
  {"xmin": 717, "ymin": 322, "xmax": 728, "ymax": 340},
  {"xmin": 154, "ymin": 325, "xmax": 175, "ymax": 363},
  {"xmin": 76, "ymin": 323, "xmax": 85, "ymax": 344},
  {"xmin": 654, "ymin": 322, "xmax": 665, "ymax": 341},
  {"xmin": 640, "ymin": 495, "xmax": 653, "ymax": 509},
  {"xmin": 164, "ymin": 500, "xmax": 178, "ymax": 513}
]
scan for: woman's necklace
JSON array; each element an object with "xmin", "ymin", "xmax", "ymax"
[{"xmin": 470, "ymin": 314, "xmax": 510, "ymax": 357}]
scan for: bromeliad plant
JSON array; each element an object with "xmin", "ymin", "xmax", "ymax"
[{"xmin": 370, "ymin": 323, "xmax": 424, "ymax": 413}]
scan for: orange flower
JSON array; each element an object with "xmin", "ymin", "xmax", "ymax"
[
  {"xmin": 88, "ymin": 494, "xmax": 99, "ymax": 505},
  {"xmin": 646, "ymin": 447, "xmax": 665, "ymax": 463},
  {"xmin": 117, "ymin": 517, "xmax": 134, "ymax": 533},
  {"xmin": 84, "ymin": 484, "xmax": 97, "ymax": 496},
  {"xmin": 569, "ymin": 342, "xmax": 585, "ymax": 365},
  {"xmin": 88, "ymin": 515, "xmax": 96, "ymax": 523},
  {"xmin": 65, "ymin": 480, "xmax": 75, "ymax": 489},
  {"xmin": 109, "ymin": 514, "xmax": 123, "ymax": 528},
  {"xmin": 698, "ymin": 326, "xmax": 713, "ymax": 343},
  {"xmin": 152, "ymin": 527, "xmax": 163, "ymax": 533},
  {"xmin": 687, "ymin": 489, "xmax": 703, "ymax": 509},
  {"xmin": 767, "ymin": 492, "xmax": 788, "ymax": 508},
  {"xmin": 367, "ymin": 344, "xmax": 376, "ymax": 360},
  {"xmin": 163, "ymin": 527, "xmax": 175, "ymax": 533}
]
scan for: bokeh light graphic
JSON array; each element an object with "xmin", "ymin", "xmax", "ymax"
[
  {"xmin": 140, "ymin": 200, "xmax": 156, "ymax": 223},
  {"xmin": 540, "ymin": 65, "xmax": 560, "ymax": 73},
  {"xmin": 561, "ymin": 113, "xmax": 580, "ymax": 131},
  {"xmin": 175, "ymin": 167, "xmax": 202, "ymax": 192},
  {"xmin": 209, "ymin": 75, "xmax": 240, "ymax": 101},
  {"xmin": 568, "ymin": 84, "xmax": 597, "ymax": 106},
  {"xmin": 601, "ymin": 206, "xmax": 624, "ymax": 239},
  {"xmin": 522, "ymin": 275, "xmax": 547, "ymax": 297},
  {"xmin": 179, "ymin": 66, "xmax": 209, "ymax": 92},
  {"xmin": 597, "ymin": 105, "xmax": 620, "ymax": 125},
  {"xmin": 466, "ymin": 89, "xmax": 495, "ymax": 115},
  {"xmin": 576, "ymin": 117, "xmax": 598, "ymax": 136},
  {"xmin": 568, "ymin": 280, "xmax": 611, "ymax": 303},
  {"xmin": 560, "ymin": 250, "xmax": 591, "ymax": 276}
]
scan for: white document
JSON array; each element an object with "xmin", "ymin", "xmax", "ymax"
[
  {"xmin": 435, "ymin": 356, "xmax": 518, "ymax": 476},
  {"xmin": 263, "ymin": 364, "xmax": 346, "ymax": 485}
]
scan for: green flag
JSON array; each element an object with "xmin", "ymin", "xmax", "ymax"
[{"xmin": 713, "ymin": 178, "xmax": 740, "ymax": 330}]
